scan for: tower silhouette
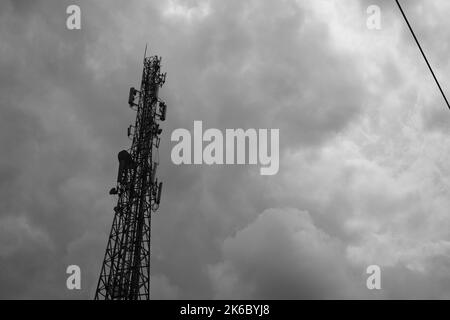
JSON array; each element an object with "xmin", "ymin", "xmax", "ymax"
[{"xmin": 95, "ymin": 49, "xmax": 167, "ymax": 300}]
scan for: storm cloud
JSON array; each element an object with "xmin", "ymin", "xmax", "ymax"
[{"xmin": 1, "ymin": 0, "xmax": 450, "ymax": 299}]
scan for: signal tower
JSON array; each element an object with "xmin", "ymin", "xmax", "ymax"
[{"xmin": 95, "ymin": 48, "xmax": 167, "ymax": 300}]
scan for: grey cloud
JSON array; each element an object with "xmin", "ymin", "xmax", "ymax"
[
  {"xmin": 208, "ymin": 208, "xmax": 365, "ymax": 299},
  {"xmin": 1, "ymin": 0, "xmax": 450, "ymax": 300}
]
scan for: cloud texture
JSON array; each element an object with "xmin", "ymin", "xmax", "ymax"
[{"xmin": 1, "ymin": 0, "xmax": 450, "ymax": 299}]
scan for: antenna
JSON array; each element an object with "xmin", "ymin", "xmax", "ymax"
[
  {"xmin": 143, "ymin": 43, "xmax": 148, "ymax": 61},
  {"xmin": 95, "ymin": 49, "xmax": 168, "ymax": 300}
]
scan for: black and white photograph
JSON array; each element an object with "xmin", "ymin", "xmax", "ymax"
[{"xmin": 1, "ymin": 0, "xmax": 450, "ymax": 309}]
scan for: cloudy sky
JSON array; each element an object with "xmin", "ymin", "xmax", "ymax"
[{"xmin": 1, "ymin": 0, "xmax": 450, "ymax": 299}]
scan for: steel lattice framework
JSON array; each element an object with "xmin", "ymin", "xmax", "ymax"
[{"xmin": 95, "ymin": 50, "xmax": 167, "ymax": 300}]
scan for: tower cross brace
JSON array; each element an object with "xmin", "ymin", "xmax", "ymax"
[{"xmin": 95, "ymin": 51, "xmax": 167, "ymax": 300}]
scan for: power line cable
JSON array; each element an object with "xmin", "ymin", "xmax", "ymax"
[{"xmin": 395, "ymin": 0, "xmax": 450, "ymax": 111}]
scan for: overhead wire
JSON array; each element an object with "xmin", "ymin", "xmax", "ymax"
[{"xmin": 395, "ymin": 0, "xmax": 450, "ymax": 111}]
